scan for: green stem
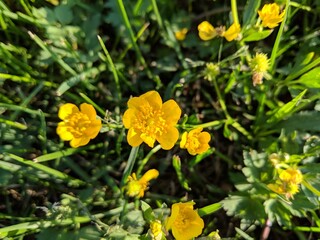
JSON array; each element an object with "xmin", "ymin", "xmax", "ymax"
[
  {"xmin": 137, "ymin": 144, "xmax": 162, "ymax": 176},
  {"xmin": 187, "ymin": 119, "xmax": 226, "ymax": 130},
  {"xmin": 212, "ymin": 77, "xmax": 230, "ymax": 119},
  {"xmin": 231, "ymin": 0, "xmax": 239, "ymax": 25},
  {"xmin": 150, "ymin": 0, "xmax": 164, "ymax": 29},
  {"xmin": 270, "ymin": 0, "xmax": 290, "ymax": 71}
]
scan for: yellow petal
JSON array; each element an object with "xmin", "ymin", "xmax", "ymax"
[
  {"xmin": 58, "ymin": 103, "xmax": 78, "ymax": 120},
  {"xmin": 140, "ymin": 132, "xmax": 156, "ymax": 148},
  {"xmin": 84, "ymin": 121, "xmax": 101, "ymax": 138},
  {"xmin": 162, "ymin": 99, "xmax": 181, "ymax": 125},
  {"xmin": 80, "ymin": 103, "xmax": 97, "ymax": 120},
  {"xmin": 199, "ymin": 131, "xmax": 211, "ymax": 143},
  {"xmin": 198, "ymin": 21, "xmax": 217, "ymax": 41},
  {"xmin": 127, "ymin": 128, "xmax": 143, "ymax": 147},
  {"xmin": 157, "ymin": 127, "xmax": 179, "ymax": 150},
  {"xmin": 140, "ymin": 169, "xmax": 159, "ymax": 182},
  {"xmin": 180, "ymin": 132, "xmax": 188, "ymax": 148},
  {"xmin": 143, "ymin": 90, "xmax": 162, "ymax": 111},
  {"xmin": 224, "ymin": 23, "xmax": 241, "ymax": 41},
  {"xmin": 123, "ymin": 108, "xmax": 136, "ymax": 129},
  {"xmin": 56, "ymin": 122, "xmax": 73, "ymax": 141},
  {"xmin": 70, "ymin": 136, "xmax": 90, "ymax": 148}
]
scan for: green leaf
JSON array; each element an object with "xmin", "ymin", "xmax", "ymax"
[
  {"xmin": 222, "ymin": 195, "xmax": 266, "ymax": 223},
  {"xmin": 172, "ymin": 155, "xmax": 190, "ymax": 191},
  {"xmin": 140, "ymin": 201, "xmax": 155, "ymax": 222},
  {"xmin": 264, "ymin": 199, "xmax": 292, "ymax": 227},
  {"xmin": 296, "ymin": 67, "xmax": 320, "ymax": 88},
  {"xmin": 242, "ymin": 29, "xmax": 273, "ymax": 42},
  {"xmin": 54, "ymin": 4, "xmax": 73, "ymax": 24},
  {"xmin": 122, "ymin": 210, "xmax": 145, "ymax": 234},
  {"xmin": 242, "ymin": 0, "xmax": 261, "ymax": 26},
  {"xmin": 266, "ymin": 89, "xmax": 307, "ymax": 125},
  {"xmin": 235, "ymin": 227, "xmax": 254, "ymax": 240},
  {"xmin": 198, "ymin": 202, "xmax": 222, "ymax": 217}
]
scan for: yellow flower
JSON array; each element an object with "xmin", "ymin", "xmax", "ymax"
[
  {"xmin": 149, "ymin": 220, "xmax": 163, "ymax": 240},
  {"xmin": 249, "ymin": 53, "xmax": 270, "ymax": 86},
  {"xmin": 56, "ymin": 103, "xmax": 101, "ymax": 148},
  {"xmin": 123, "ymin": 90, "xmax": 181, "ymax": 150},
  {"xmin": 223, "ymin": 23, "xmax": 241, "ymax": 41},
  {"xmin": 180, "ymin": 128, "xmax": 211, "ymax": 155},
  {"xmin": 268, "ymin": 167, "xmax": 303, "ymax": 199},
  {"xmin": 126, "ymin": 169, "xmax": 159, "ymax": 198},
  {"xmin": 279, "ymin": 168, "xmax": 303, "ymax": 185},
  {"xmin": 258, "ymin": 3, "xmax": 285, "ymax": 29},
  {"xmin": 166, "ymin": 202, "xmax": 204, "ymax": 240},
  {"xmin": 175, "ymin": 28, "xmax": 188, "ymax": 41},
  {"xmin": 198, "ymin": 21, "xmax": 217, "ymax": 41}
]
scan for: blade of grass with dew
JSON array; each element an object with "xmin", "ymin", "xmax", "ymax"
[{"xmin": 7, "ymin": 153, "xmax": 85, "ymax": 187}]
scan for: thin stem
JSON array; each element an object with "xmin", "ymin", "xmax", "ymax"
[
  {"xmin": 212, "ymin": 77, "xmax": 230, "ymax": 119},
  {"xmin": 270, "ymin": 0, "xmax": 290, "ymax": 71},
  {"xmin": 137, "ymin": 144, "xmax": 162, "ymax": 176},
  {"xmin": 231, "ymin": 0, "xmax": 239, "ymax": 25}
]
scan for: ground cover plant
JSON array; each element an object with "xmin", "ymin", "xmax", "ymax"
[{"xmin": 1, "ymin": 0, "xmax": 320, "ymax": 239}]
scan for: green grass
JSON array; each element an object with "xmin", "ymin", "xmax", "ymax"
[{"xmin": 1, "ymin": 0, "xmax": 320, "ymax": 239}]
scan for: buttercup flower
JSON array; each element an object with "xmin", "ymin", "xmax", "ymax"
[
  {"xmin": 249, "ymin": 53, "xmax": 270, "ymax": 86},
  {"xmin": 175, "ymin": 28, "xmax": 188, "ymax": 41},
  {"xmin": 258, "ymin": 3, "xmax": 285, "ymax": 28},
  {"xmin": 198, "ymin": 21, "xmax": 217, "ymax": 41},
  {"xmin": 123, "ymin": 90, "xmax": 181, "ymax": 150},
  {"xmin": 166, "ymin": 202, "xmax": 204, "ymax": 240},
  {"xmin": 223, "ymin": 23, "xmax": 241, "ymax": 41},
  {"xmin": 268, "ymin": 167, "xmax": 303, "ymax": 199},
  {"xmin": 56, "ymin": 103, "xmax": 101, "ymax": 148},
  {"xmin": 126, "ymin": 169, "xmax": 159, "ymax": 198},
  {"xmin": 180, "ymin": 128, "xmax": 211, "ymax": 155}
]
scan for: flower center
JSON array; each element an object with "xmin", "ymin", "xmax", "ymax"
[
  {"xmin": 134, "ymin": 104, "xmax": 166, "ymax": 138},
  {"xmin": 65, "ymin": 112, "xmax": 91, "ymax": 138},
  {"xmin": 174, "ymin": 209, "xmax": 194, "ymax": 231},
  {"xmin": 187, "ymin": 133, "xmax": 201, "ymax": 150}
]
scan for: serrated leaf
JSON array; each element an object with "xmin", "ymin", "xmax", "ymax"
[{"xmin": 264, "ymin": 199, "xmax": 292, "ymax": 227}]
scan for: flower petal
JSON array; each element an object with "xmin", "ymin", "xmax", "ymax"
[
  {"xmin": 140, "ymin": 169, "xmax": 159, "ymax": 182},
  {"xmin": 180, "ymin": 132, "xmax": 188, "ymax": 148},
  {"xmin": 56, "ymin": 122, "xmax": 73, "ymax": 141},
  {"xmin": 80, "ymin": 103, "xmax": 97, "ymax": 120},
  {"xmin": 123, "ymin": 109, "xmax": 136, "ymax": 129},
  {"xmin": 142, "ymin": 90, "xmax": 162, "ymax": 110},
  {"xmin": 127, "ymin": 128, "xmax": 143, "ymax": 147},
  {"xmin": 70, "ymin": 136, "xmax": 90, "ymax": 148},
  {"xmin": 58, "ymin": 103, "xmax": 78, "ymax": 120},
  {"xmin": 162, "ymin": 99, "xmax": 181, "ymax": 125},
  {"xmin": 157, "ymin": 127, "xmax": 179, "ymax": 150}
]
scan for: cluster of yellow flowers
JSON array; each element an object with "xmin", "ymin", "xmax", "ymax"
[{"xmin": 268, "ymin": 167, "xmax": 303, "ymax": 199}]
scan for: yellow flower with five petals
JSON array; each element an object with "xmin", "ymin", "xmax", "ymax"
[
  {"xmin": 180, "ymin": 128, "xmax": 211, "ymax": 155},
  {"xmin": 56, "ymin": 103, "xmax": 101, "ymax": 148},
  {"xmin": 166, "ymin": 202, "xmax": 204, "ymax": 240},
  {"xmin": 123, "ymin": 90, "xmax": 181, "ymax": 150}
]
